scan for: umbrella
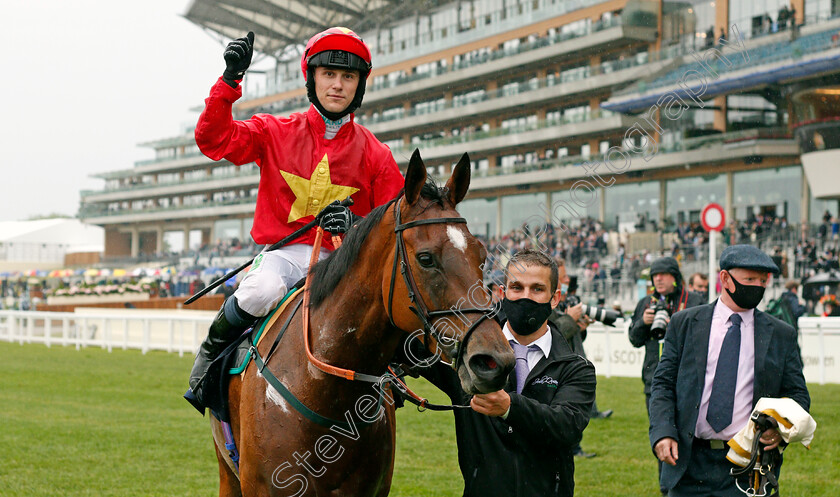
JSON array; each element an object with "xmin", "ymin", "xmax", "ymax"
[
  {"xmin": 803, "ymin": 270, "xmax": 840, "ymax": 286},
  {"xmin": 84, "ymin": 268, "xmax": 100, "ymax": 277},
  {"xmin": 802, "ymin": 270, "xmax": 840, "ymax": 301},
  {"xmin": 112, "ymin": 269, "xmax": 127, "ymax": 277}
]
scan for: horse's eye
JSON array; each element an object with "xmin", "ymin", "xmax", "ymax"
[{"xmin": 416, "ymin": 252, "xmax": 435, "ymax": 268}]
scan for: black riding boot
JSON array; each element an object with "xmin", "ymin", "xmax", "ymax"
[{"xmin": 184, "ymin": 297, "xmax": 257, "ymax": 415}]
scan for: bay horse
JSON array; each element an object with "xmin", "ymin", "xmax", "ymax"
[{"xmin": 210, "ymin": 149, "xmax": 515, "ymax": 496}]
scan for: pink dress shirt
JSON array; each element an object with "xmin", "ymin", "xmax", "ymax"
[{"xmin": 695, "ymin": 300, "xmax": 755, "ymax": 440}]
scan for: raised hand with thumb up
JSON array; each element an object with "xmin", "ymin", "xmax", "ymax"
[{"xmin": 222, "ymin": 31, "xmax": 255, "ymax": 87}]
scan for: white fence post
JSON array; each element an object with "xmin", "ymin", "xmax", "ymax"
[
  {"xmin": 142, "ymin": 319, "xmax": 150, "ymax": 354},
  {"xmin": 818, "ymin": 322, "xmax": 825, "ymax": 386},
  {"xmin": 168, "ymin": 320, "xmax": 174, "ymax": 354},
  {"xmin": 45, "ymin": 318, "xmax": 52, "ymax": 348},
  {"xmin": 123, "ymin": 318, "xmax": 129, "ymax": 351}
]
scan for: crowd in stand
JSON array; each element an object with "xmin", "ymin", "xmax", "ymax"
[{"xmin": 480, "ymin": 212, "xmax": 840, "ymax": 312}]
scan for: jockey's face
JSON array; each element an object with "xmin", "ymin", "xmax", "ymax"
[{"xmin": 314, "ymin": 66, "xmax": 360, "ymax": 114}]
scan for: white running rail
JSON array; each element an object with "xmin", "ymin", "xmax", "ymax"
[{"xmin": 0, "ymin": 310, "xmax": 214, "ymax": 357}]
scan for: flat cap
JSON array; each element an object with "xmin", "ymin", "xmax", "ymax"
[{"xmin": 719, "ymin": 244, "xmax": 780, "ymax": 274}]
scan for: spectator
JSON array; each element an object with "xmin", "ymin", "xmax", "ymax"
[
  {"xmin": 629, "ymin": 257, "xmax": 705, "ymax": 496},
  {"xmin": 551, "ymin": 271, "xmax": 613, "ymax": 459},
  {"xmin": 781, "ymin": 280, "xmax": 806, "ymax": 330},
  {"xmin": 687, "ymin": 272, "xmax": 709, "ymax": 301}
]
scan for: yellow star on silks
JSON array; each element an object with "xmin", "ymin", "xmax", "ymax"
[{"xmin": 280, "ymin": 153, "xmax": 359, "ymax": 223}]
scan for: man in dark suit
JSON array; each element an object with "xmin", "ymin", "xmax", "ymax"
[{"xmin": 649, "ymin": 245, "xmax": 810, "ymax": 496}]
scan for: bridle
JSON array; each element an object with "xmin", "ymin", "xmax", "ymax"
[
  {"xmin": 301, "ymin": 194, "xmax": 497, "ymax": 386},
  {"xmin": 386, "ymin": 196, "xmax": 496, "ymax": 371}
]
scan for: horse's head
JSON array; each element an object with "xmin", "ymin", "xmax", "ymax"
[{"xmin": 388, "ymin": 150, "xmax": 514, "ymax": 394}]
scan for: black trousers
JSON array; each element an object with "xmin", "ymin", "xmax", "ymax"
[{"xmin": 669, "ymin": 443, "xmax": 744, "ymax": 497}]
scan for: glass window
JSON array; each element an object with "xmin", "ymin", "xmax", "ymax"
[
  {"xmin": 548, "ymin": 186, "xmax": 600, "ymax": 226},
  {"xmin": 665, "ymin": 175, "xmax": 726, "ymax": 228},
  {"xmin": 500, "ymin": 193, "xmax": 544, "ymax": 234},
  {"xmin": 733, "ymin": 166, "xmax": 802, "ymax": 222},
  {"xmin": 458, "ymin": 197, "xmax": 499, "ymax": 239},
  {"xmin": 729, "ymin": 0, "xmax": 792, "ymax": 39},
  {"xmin": 605, "ymin": 181, "xmax": 660, "ymax": 231},
  {"xmin": 809, "ymin": 193, "xmax": 837, "ymax": 224}
]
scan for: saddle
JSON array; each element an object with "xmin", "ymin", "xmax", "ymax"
[{"xmin": 206, "ymin": 286, "xmax": 305, "ymax": 421}]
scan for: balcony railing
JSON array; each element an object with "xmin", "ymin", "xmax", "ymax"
[
  {"xmin": 133, "ymin": 150, "xmax": 206, "ymax": 167},
  {"xmin": 78, "ymin": 195, "xmax": 259, "ymax": 219},
  {"xmin": 369, "ymin": 15, "xmax": 626, "ymax": 92},
  {"xmin": 357, "ymin": 55, "xmax": 650, "ymax": 127},
  {"xmin": 464, "ymin": 126, "xmax": 792, "ymax": 179},
  {"xmin": 81, "ymin": 168, "xmax": 259, "ymax": 197},
  {"xmin": 392, "ymin": 108, "xmax": 616, "ymax": 153}
]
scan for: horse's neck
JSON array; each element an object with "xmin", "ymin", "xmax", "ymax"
[{"xmin": 308, "ymin": 227, "xmax": 398, "ymax": 376}]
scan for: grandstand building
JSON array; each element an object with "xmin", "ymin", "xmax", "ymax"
[{"xmin": 78, "ymin": 0, "xmax": 840, "ymax": 259}]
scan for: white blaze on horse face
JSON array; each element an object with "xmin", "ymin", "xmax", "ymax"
[
  {"xmin": 266, "ymin": 384, "xmax": 290, "ymax": 413},
  {"xmin": 447, "ymin": 225, "xmax": 467, "ymax": 253}
]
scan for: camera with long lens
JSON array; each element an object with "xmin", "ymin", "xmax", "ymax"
[
  {"xmin": 650, "ymin": 303, "xmax": 670, "ymax": 340},
  {"xmin": 565, "ymin": 295, "xmax": 621, "ymax": 326}
]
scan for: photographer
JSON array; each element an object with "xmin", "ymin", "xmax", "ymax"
[
  {"xmin": 550, "ymin": 271, "xmax": 612, "ymax": 459},
  {"xmin": 629, "ymin": 256, "xmax": 704, "ymax": 496}
]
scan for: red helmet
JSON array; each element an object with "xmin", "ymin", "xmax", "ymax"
[{"xmin": 301, "ymin": 27, "xmax": 372, "ymax": 79}]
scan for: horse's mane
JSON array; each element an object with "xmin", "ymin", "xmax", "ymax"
[{"xmin": 308, "ymin": 181, "xmax": 447, "ymax": 308}]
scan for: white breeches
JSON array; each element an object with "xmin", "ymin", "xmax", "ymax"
[{"xmin": 233, "ymin": 243, "xmax": 330, "ymax": 317}]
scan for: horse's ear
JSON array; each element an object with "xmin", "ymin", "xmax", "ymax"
[
  {"xmin": 404, "ymin": 148, "xmax": 427, "ymax": 206},
  {"xmin": 445, "ymin": 152, "xmax": 471, "ymax": 206}
]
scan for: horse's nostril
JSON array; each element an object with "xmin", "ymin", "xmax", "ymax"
[{"xmin": 485, "ymin": 357, "xmax": 497, "ymax": 370}]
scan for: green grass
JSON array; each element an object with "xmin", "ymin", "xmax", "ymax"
[{"xmin": 1, "ymin": 341, "xmax": 837, "ymax": 496}]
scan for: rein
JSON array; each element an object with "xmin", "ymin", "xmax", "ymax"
[
  {"xmin": 302, "ymin": 228, "xmax": 384, "ymax": 383},
  {"xmin": 730, "ymin": 412, "xmax": 781, "ymax": 496}
]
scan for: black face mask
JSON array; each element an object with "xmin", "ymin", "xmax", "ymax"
[
  {"xmin": 725, "ymin": 273, "xmax": 766, "ymax": 310},
  {"xmin": 502, "ymin": 297, "xmax": 553, "ymax": 336}
]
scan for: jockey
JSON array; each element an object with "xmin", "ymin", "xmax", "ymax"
[{"xmin": 185, "ymin": 27, "xmax": 404, "ymax": 414}]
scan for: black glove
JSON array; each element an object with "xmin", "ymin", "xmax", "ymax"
[
  {"xmin": 222, "ymin": 32, "xmax": 255, "ymax": 87},
  {"xmin": 318, "ymin": 201, "xmax": 354, "ymax": 235}
]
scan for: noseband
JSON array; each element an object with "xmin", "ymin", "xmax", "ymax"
[{"xmin": 386, "ymin": 197, "xmax": 495, "ymax": 371}]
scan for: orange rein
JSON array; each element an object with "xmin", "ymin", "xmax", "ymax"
[
  {"xmin": 302, "ymin": 227, "xmax": 361, "ymax": 381},
  {"xmin": 301, "ymin": 229, "xmax": 444, "ymax": 408}
]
